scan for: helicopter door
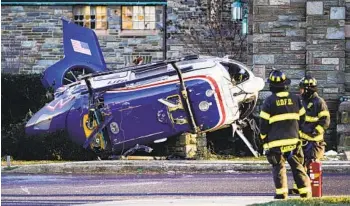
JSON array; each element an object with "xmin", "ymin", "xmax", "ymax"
[{"xmin": 158, "ymin": 94, "xmax": 188, "ymax": 125}]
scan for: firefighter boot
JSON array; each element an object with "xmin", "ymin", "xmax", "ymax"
[
  {"xmin": 300, "ymin": 192, "xmax": 312, "ymax": 198},
  {"xmin": 274, "ymin": 194, "xmax": 288, "ymax": 199},
  {"xmin": 298, "ymin": 186, "xmax": 312, "ymax": 198},
  {"xmin": 288, "ymin": 189, "xmax": 299, "ymax": 195},
  {"xmin": 288, "ymin": 183, "xmax": 299, "ymax": 195}
]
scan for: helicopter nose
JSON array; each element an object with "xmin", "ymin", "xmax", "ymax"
[
  {"xmin": 25, "ymin": 111, "xmax": 68, "ymax": 136},
  {"xmin": 25, "ymin": 96, "xmax": 76, "ymax": 136}
]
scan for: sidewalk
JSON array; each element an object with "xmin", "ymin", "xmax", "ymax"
[
  {"xmin": 78, "ymin": 196, "xmax": 276, "ymax": 206},
  {"xmin": 2, "ymin": 160, "xmax": 350, "ymax": 174}
]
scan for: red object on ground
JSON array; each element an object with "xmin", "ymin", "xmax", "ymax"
[{"xmin": 309, "ymin": 161, "xmax": 322, "ymax": 197}]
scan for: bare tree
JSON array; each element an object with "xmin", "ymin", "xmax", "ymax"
[{"xmin": 171, "ymin": 0, "xmax": 248, "ymax": 61}]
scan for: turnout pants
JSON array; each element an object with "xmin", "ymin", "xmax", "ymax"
[{"xmin": 267, "ymin": 145, "xmax": 311, "ymax": 196}]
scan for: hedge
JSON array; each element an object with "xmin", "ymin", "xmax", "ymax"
[
  {"xmin": 1, "ymin": 73, "xmax": 95, "ymax": 160},
  {"xmin": 2, "ymin": 73, "xmax": 47, "ymax": 127}
]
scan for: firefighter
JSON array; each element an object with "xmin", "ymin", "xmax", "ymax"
[
  {"xmin": 299, "ymin": 75, "xmax": 330, "ymax": 169},
  {"xmin": 259, "ymin": 70, "xmax": 311, "ymax": 199},
  {"xmin": 289, "ymin": 75, "xmax": 330, "ymax": 194}
]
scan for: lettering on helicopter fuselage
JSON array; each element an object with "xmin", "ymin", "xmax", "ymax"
[{"xmin": 107, "ymin": 79, "xmax": 128, "ymax": 85}]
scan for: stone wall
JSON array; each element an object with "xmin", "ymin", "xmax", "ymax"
[
  {"xmin": 252, "ymin": 0, "xmax": 348, "ymax": 149},
  {"xmin": 167, "ymin": 0, "xmax": 248, "ymax": 61},
  {"xmin": 252, "ymin": 0, "xmax": 307, "ymax": 92},
  {"xmin": 1, "ymin": 1, "xmax": 248, "ymax": 73},
  {"xmin": 306, "ymin": 0, "xmax": 347, "ymax": 148},
  {"xmin": 1, "ymin": 0, "xmax": 246, "ymax": 73},
  {"xmin": 338, "ymin": 0, "xmax": 350, "ymax": 153},
  {"xmin": 166, "ymin": 0, "xmax": 200, "ymax": 59},
  {"xmin": 1, "ymin": 6, "xmax": 70, "ymax": 73},
  {"xmin": 337, "ymin": 101, "xmax": 350, "ymax": 152},
  {"xmin": 1, "ymin": 5, "xmax": 165, "ymax": 73},
  {"xmin": 346, "ymin": 0, "xmax": 350, "ymax": 94}
]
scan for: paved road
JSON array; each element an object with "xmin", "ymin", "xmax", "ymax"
[{"xmin": 2, "ymin": 172, "xmax": 350, "ymax": 205}]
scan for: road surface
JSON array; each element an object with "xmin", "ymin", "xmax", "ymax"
[{"xmin": 2, "ymin": 172, "xmax": 350, "ymax": 205}]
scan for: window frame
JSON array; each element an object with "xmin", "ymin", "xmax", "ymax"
[
  {"xmin": 73, "ymin": 5, "xmax": 108, "ymax": 30},
  {"xmin": 121, "ymin": 5, "xmax": 156, "ymax": 30}
]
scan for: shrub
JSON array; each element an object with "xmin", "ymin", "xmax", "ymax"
[{"xmin": 1, "ymin": 73, "xmax": 95, "ymax": 160}]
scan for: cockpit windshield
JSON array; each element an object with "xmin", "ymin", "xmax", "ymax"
[{"xmin": 220, "ymin": 61, "xmax": 250, "ymax": 85}]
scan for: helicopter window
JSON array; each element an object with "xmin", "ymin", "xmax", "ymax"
[{"xmin": 220, "ymin": 62, "xmax": 249, "ymax": 85}]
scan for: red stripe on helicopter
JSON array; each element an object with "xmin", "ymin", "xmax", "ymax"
[{"xmin": 108, "ymin": 75, "xmax": 226, "ymax": 129}]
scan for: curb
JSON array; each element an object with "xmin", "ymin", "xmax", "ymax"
[{"xmin": 2, "ymin": 160, "xmax": 350, "ymax": 174}]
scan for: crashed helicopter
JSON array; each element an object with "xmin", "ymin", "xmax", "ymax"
[{"xmin": 25, "ymin": 18, "xmax": 265, "ymax": 158}]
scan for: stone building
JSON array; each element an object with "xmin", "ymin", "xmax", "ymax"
[
  {"xmin": 1, "ymin": 0, "xmax": 350, "ymax": 151},
  {"xmin": 250, "ymin": 0, "xmax": 350, "ymax": 151},
  {"xmin": 1, "ymin": 0, "xmax": 168, "ymax": 72}
]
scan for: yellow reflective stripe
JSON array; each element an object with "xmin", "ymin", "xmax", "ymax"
[
  {"xmin": 276, "ymin": 92, "xmax": 289, "ymax": 97},
  {"xmin": 318, "ymin": 110, "xmax": 330, "ymax": 118},
  {"xmin": 260, "ymin": 134, "xmax": 267, "ymax": 140},
  {"xmin": 276, "ymin": 76, "xmax": 281, "ymax": 82},
  {"xmin": 299, "ymin": 107, "xmax": 306, "ymax": 116},
  {"xmin": 299, "ymin": 131, "xmax": 323, "ymax": 142},
  {"xmin": 298, "ymin": 130, "xmax": 303, "ymax": 137},
  {"xmin": 260, "ymin": 111, "xmax": 270, "ymax": 120},
  {"xmin": 298, "ymin": 187, "xmax": 311, "ymax": 194},
  {"xmin": 263, "ymin": 138, "xmax": 300, "ymax": 149},
  {"xmin": 276, "ymin": 188, "xmax": 288, "ymax": 194},
  {"xmin": 315, "ymin": 125, "xmax": 325, "ymax": 134},
  {"xmin": 307, "ymin": 102, "xmax": 313, "ymax": 109},
  {"xmin": 305, "ymin": 115, "xmax": 319, "ymax": 122},
  {"xmin": 282, "ymin": 74, "xmax": 286, "ymax": 80},
  {"xmin": 281, "ymin": 144, "xmax": 297, "ymax": 153},
  {"xmin": 293, "ymin": 183, "xmax": 298, "ymax": 190},
  {"xmin": 269, "ymin": 113, "xmax": 299, "ymax": 124}
]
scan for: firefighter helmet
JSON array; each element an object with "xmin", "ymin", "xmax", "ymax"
[
  {"xmin": 267, "ymin": 69, "xmax": 291, "ymax": 88},
  {"xmin": 299, "ymin": 75, "xmax": 317, "ymax": 88}
]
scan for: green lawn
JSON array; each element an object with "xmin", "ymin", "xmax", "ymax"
[
  {"xmin": 250, "ymin": 196, "xmax": 350, "ymax": 206},
  {"xmin": 1, "ymin": 160, "xmax": 68, "ymax": 167}
]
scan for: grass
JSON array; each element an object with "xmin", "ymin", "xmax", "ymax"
[
  {"xmin": 1, "ymin": 160, "xmax": 68, "ymax": 167},
  {"xmin": 208, "ymin": 154, "xmax": 266, "ymax": 161},
  {"xmin": 250, "ymin": 196, "xmax": 350, "ymax": 206}
]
